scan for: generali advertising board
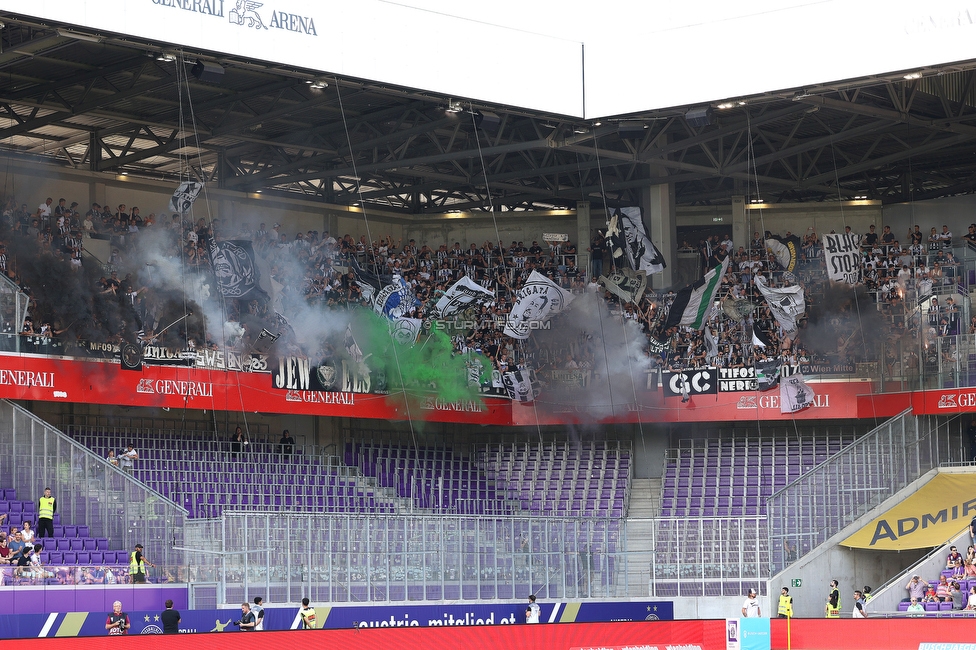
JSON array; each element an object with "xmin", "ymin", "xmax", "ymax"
[{"xmin": 0, "ymin": 353, "xmax": 902, "ymax": 425}]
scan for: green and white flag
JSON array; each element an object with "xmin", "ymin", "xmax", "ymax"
[{"xmin": 663, "ymin": 257, "xmax": 729, "ymax": 330}]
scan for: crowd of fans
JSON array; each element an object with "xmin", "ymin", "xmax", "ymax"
[{"xmin": 0, "ymin": 190, "xmax": 971, "ymax": 386}]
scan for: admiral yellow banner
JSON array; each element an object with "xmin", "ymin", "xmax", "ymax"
[{"xmin": 841, "ymin": 473, "xmax": 976, "ymax": 550}]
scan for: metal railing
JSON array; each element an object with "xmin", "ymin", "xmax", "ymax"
[
  {"xmin": 0, "ymin": 400, "xmax": 186, "ymax": 570},
  {"xmin": 184, "ymin": 512, "xmax": 628, "ymax": 605},
  {"xmin": 767, "ymin": 410, "xmax": 965, "ymax": 574},
  {"xmin": 628, "ymin": 517, "xmax": 769, "ymax": 598}
]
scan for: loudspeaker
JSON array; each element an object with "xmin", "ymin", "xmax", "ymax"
[
  {"xmin": 475, "ymin": 111, "xmax": 501, "ymax": 133},
  {"xmin": 685, "ymin": 107, "xmax": 714, "ymax": 128},
  {"xmin": 191, "ymin": 60, "xmax": 224, "ymax": 84},
  {"xmin": 617, "ymin": 121, "xmax": 646, "ymax": 139}
]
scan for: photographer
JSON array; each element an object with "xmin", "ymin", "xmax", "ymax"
[
  {"xmin": 105, "ymin": 601, "xmax": 130, "ymax": 635},
  {"xmin": 233, "ymin": 602, "xmax": 256, "ymax": 631}
]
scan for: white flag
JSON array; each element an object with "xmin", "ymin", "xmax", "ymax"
[
  {"xmin": 755, "ymin": 275, "xmax": 805, "ymax": 336},
  {"xmin": 503, "ymin": 368, "xmax": 541, "ymax": 403},
  {"xmin": 607, "ymin": 207, "xmax": 666, "ymax": 274},
  {"xmin": 434, "ymin": 276, "xmax": 495, "ymax": 317},
  {"xmin": 780, "ymin": 374, "xmax": 815, "ymax": 413},
  {"xmin": 704, "ymin": 327, "xmax": 719, "ymax": 363},
  {"xmin": 503, "ymin": 270, "xmax": 574, "ymax": 340},
  {"xmin": 822, "ymin": 233, "xmax": 862, "ymax": 284},
  {"xmin": 389, "ymin": 318, "xmax": 423, "ymax": 346},
  {"xmin": 344, "ymin": 325, "xmax": 364, "ymax": 363},
  {"xmin": 168, "ymin": 181, "xmax": 204, "ymax": 214}
]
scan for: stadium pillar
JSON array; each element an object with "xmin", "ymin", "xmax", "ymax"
[
  {"xmin": 90, "ymin": 181, "xmax": 106, "ymax": 212},
  {"xmin": 641, "ymin": 177, "xmax": 675, "ymax": 290},
  {"xmin": 576, "ymin": 201, "xmax": 591, "ymax": 278},
  {"xmin": 731, "ymin": 195, "xmax": 747, "ymax": 252}
]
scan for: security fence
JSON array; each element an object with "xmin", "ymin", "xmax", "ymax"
[
  {"xmin": 184, "ymin": 512, "xmax": 628, "ymax": 604},
  {"xmin": 767, "ymin": 410, "xmax": 965, "ymax": 574},
  {"xmin": 0, "ymin": 400, "xmax": 185, "ymax": 570}
]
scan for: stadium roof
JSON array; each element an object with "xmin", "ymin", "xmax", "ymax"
[{"xmin": 2, "ymin": 11, "xmax": 976, "ymax": 213}]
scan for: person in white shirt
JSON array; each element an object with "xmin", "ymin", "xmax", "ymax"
[
  {"xmin": 118, "ymin": 445, "xmax": 138, "ymax": 473},
  {"xmin": 525, "ymin": 594, "xmax": 541, "ymax": 623},
  {"xmin": 741, "ymin": 589, "xmax": 761, "ymax": 617},
  {"xmin": 852, "ymin": 590, "xmax": 868, "ymax": 618},
  {"xmin": 20, "ymin": 521, "xmax": 34, "ymax": 545},
  {"xmin": 37, "ymin": 198, "xmax": 53, "ymax": 217},
  {"xmin": 251, "ymin": 597, "xmax": 265, "ymax": 630}
]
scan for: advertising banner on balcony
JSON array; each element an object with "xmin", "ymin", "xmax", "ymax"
[
  {"xmin": 840, "ymin": 473, "xmax": 976, "ymax": 550},
  {"xmin": 1, "ymin": 602, "xmax": 675, "ymax": 638}
]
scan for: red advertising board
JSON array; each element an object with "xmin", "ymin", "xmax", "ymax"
[
  {"xmin": 514, "ymin": 380, "xmax": 878, "ymax": 425},
  {"xmin": 1, "ymin": 352, "xmax": 943, "ymax": 425},
  {"xmin": 771, "ymin": 617, "xmax": 976, "ymax": 649},
  {"xmin": 0, "ymin": 354, "xmax": 513, "ymax": 425},
  {"xmin": 26, "ymin": 621, "xmax": 725, "ymax": 650}
]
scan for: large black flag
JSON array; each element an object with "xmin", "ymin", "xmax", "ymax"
[{"xmin": 207, "ymin": 238, "xmax": 269, "ymax": 301}]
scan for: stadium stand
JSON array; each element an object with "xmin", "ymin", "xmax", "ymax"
[{"xmin": 661, "ymin": 429, "xmax": 859, "ymax": 517}]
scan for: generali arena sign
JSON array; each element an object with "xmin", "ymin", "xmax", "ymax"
[{"xmin": 0, "ymin": 353, "xmax": 902, "ymax": 425}]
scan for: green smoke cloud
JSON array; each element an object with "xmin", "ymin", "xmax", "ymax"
[{"xmin": 351, "ymin": 311, "xmax": 484, "ymax": 407}]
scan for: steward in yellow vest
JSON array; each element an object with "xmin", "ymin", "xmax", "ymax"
[{"xmin": 778, "ymin": 587, "xmax": 794, "ymax": 618}]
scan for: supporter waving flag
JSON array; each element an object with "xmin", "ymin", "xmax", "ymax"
[
  {"xmin": 374, "ymin": 278, "xmax": 419, "ymax": 320},
  {"xmin": 606, "ymin": 207, "xmax": 666, "ymax": 274},
  {"xmin": 389, "ymin": 317, "xmax": 423, "ymax": 346},
  {"xmin": 433, "ymin": 276, "xmax": 494, "ymax": 318},
  {"xmin": 503, "ymin": 270, "xmax": 574, "ymax": 340},
  {"xmin": 503, "ymin": 367, "xmax": 541, "ymax": 403},
  {"xmin": 207, "ymin": 238, "xmax": 269, "ymax": 301},
  {"xmin": 663, "ymin": 257, "xmax": 729, "ymax": 330},
  {"xmin": 755, "ymin": 357, "xmax": 781, "ymax": 391},
  {"xmin": 765, "ymin": 235, "xmax": 801, "ymax": 274},
  {"xmin": 168, "ymin": 181, "xmax": 203, "ymax": 214},
  {"xmin": 754, "ymin": 275, "xmax": 805, "ymax": 337},
  {"xmin": 780, "ymin": 374, "xmax": 815, "ymax": 413},
  {"xmin": 599, "ymin": 267, "xmax": 647, "ymax": 304}
]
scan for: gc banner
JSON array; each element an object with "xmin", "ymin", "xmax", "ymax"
[{"xmin": 662, "ymin": 368, "xmax": 718, "ymax": 398}]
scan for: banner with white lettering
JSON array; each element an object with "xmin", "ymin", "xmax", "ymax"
[
  {"xmin": 822, "ymin": 233, "xmax": 862, "ymax": 283},
  {"xmin": 661, "ymin": 368, "xmax": 718, "ymax": 398}
]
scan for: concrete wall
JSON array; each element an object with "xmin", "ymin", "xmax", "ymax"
[
  {"xmin": 404, "ymin": 211, "xmax": 583, "ymax": 250},
  {"xmin": 0, "ymin": 155, "xmax": 407, "ymax": 244},
  {"xmin": 672, "ymin": 595, "xmax": 768, "ymax": 620},
  {"xmin": 679, "ymin": 200, "xmax": 884, "ymax": 246},
  {"xmin": 884, "ymin": 194, "xmax": 976, "ymax": 243}
]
